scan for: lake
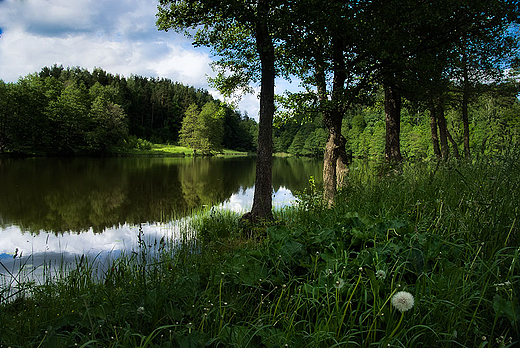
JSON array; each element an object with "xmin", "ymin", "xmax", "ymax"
[{"xmin": 0, "ymin": 156, "xmax": 322, "ymax": 278}]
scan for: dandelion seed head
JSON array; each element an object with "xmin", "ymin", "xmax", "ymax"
[
  {"xmin": 391, "ymin": 291, "xmax": 414, "ymax": 312},
  {"xmin": 334, "ymin": 278, "xmax": 345, "ymax": 289},
  {"xmin": 376, "ymin": 270, "xmax": 386, "ymax": 280}
]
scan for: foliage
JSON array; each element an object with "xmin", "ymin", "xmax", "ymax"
[
  {"xmin": 0, "ymin": 66, "xmax": 257, "ymax": 155},
  {"xmin": 180, "ymin": 102, "xmax": 225, "ymax": 154},
  {"xmin": 273, "ymin": 84, "xmax": 520, "ymax": 160},
  {"xmin": 1, "ymin": 155, "xmax": 519, "ymax": 347}
]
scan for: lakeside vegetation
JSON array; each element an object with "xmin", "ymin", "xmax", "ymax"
[
  {"xmin": 1, "ymin": 64, "xmax": 519, "ymax": 161},
  {"xmin": 1, "ymin": 155, "xmax": 518, "ymax": 347},
  {"xmin": 0, "ymin": 65, "xmax": 258, "ymax": 157},
  {"xmin": 113, "ymin": 143, "xmax": 249, "ymax": 157}
]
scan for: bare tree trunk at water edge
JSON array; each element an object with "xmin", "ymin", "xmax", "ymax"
[
  {"xmin": 436, "ymin": 102, "xmax": 450, "ymax": 159},
  {"xmin": 248, "ymin": 0, "xmax": 275, "ymax": 221},
  {"xmin": 384, "ymin": 84, "xmax": 403, "ymax": 162},
  {"xmin": 322, "ymin": 36, "xmax": 347, "ymax": 208},
  {"xmin": 429, "ymin": 102, "xmax": 441, "ymax": 158},
  {"xmin": 323, "ymin": 133, "xmax": 339, "ymax": 207}
]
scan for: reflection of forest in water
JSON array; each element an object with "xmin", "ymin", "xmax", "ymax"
[{"xmin": 0, "ymin": 156, "xmax": 322, "ymax": 234}]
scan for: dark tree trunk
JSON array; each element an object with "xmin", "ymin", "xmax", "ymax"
[
  {"xmin": 446, "ymin": 128, "xmax": 460, "ymax": 158},
  {"xmin": 436, "ymin": 101, "xmax": 450, "ymax": 159},
  {"xmin": 322, "ymin": 37, "xmax": 347, "ymax": 207},
  {"xmin": 384, "ymin": 84, "xmax": 403, "ymax": 162},
  {"xmin": 248, "ymin": 0, "xmax": 275, "ymax": 221},
  {"xmin": 429, "ymin": 102, "xmax": 441, "ymax": 158},
  {"xmin": 461, "ymin": 51, "xmax": 471, "ymax": 158}
]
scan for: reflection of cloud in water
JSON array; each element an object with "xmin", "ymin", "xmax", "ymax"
[
  {"xmin": 0, "ymin": 187, "xmax": 296, "ymax": 279},
  {"xmin": 0, "ymin": 223, "xmax": 180, "ymax": 258},
  {"xmin": 219, "ymin": 186, "xmax": 296, "ymax": 213},
  {"xmin": 0, "ymin": 222, "xmax": 190, "ymax": 278}
]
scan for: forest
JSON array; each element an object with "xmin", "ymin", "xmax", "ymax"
[
  {"xmin": 1, "ymin": 64, "xmax": 518, "ymax": 160},
  {"xmin": 274, "ymin": 82, "xmax": 520, "ymax": 159},
  {"xmin": 0, "ymin": 65, "xmax": 258, "ymax": 155}
]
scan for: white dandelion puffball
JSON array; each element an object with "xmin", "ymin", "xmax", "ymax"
[
  {"xmin": 391, "ymin": 291, "xmax": 415, "ymax": 312},
  {"xmin": 376, "ymin": 270, "xmax": 386, "ymax": 280}
]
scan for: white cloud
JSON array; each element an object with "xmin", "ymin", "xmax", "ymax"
[
  {"xmin": 0, "ymin": 0, "xmax": 214, "ymax": 86},
  {"xmin": 0, "ymin": 0, "xmax": 300, "ymax": 118}
]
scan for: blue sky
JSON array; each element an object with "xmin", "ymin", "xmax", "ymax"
[{"xmin": 0, "ymin": 0, "xmax": 298, "ymax": 119}]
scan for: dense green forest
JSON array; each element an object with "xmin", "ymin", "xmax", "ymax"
[
  {"xmin": 0, "ymin": 65, "xmax": 257, "ymax": 155},
  {"xmin": 274, "ymin": 82, "xmax": 520, "ymax": 159},
  {"xmin": 1, "ymin": 64, "xmax": 519, "ymax": 158}
]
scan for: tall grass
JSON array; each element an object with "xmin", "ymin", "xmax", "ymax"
[{"xmin": 1, "ymin": 155, "xmax": 518, "ymax": 347}]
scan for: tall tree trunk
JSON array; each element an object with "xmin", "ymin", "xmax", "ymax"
[
  {"xmin": 436, "ymin": 101, "xmax": 450, "ymax": 159},
  {"xmin": 248, "ymin": 0, "xmax": 275, "ymax": 221},
  {"xmin": 461, "ymin": 47, "xmax": 471, "ymax": 158},
  {"xmin": 446, "ymin": 128, "xmax": 460, "ymax": 158},
  {"xmin": 322, "ymin": 36, "xmax": 347, "ymax": 207},
  {"xmin": 429, "ymin": 102, "xmax": 441, "ymax": 158},
  {"xmin": 384, "ymin": 84, "xmax": 403, "ymax": 162}
]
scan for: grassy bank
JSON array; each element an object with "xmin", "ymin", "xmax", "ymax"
[
  {"xmin": 114, "ymin": 143, "xmax": 250, "ymax": 157},
  {"xmin": 1, "ymin": 156, "xmax": 519, "ymax": 347}
]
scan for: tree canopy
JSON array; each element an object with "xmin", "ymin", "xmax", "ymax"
[
  {"xmin": 158, "ymin": 0, "xmax": 519, "ymax": 206},
  {"xmin": 0, "ymin": 65, "xmax": 257, "ymax": 155}
]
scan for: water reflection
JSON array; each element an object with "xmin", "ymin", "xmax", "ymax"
[{"xmin": 0, "ymin": 156, "xmax": 322, "ymax": 276}]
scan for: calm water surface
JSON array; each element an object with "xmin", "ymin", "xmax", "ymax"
[{"xmin": 0, "ymin": 156, "xmax": 322, "ymax": 276}]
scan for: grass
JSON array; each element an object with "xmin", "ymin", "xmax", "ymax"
[
  {"xmin": 114, "ymin": 143, "xmax": 249, "ymax": 157},
  {"xmin": 1, "ymin": 155, "xmax": 519, "ymax": 347}
]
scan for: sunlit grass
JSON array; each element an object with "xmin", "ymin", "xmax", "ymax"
[
  {"xmin": 117, "ymin": 143, "xmax": 249, "ymax": 157},
  {"xmin": 1, "ymin": 155, "xmax": 519, "ymax": 347},
  {"xmin": 152, "ymin": 143, "xmax": 194, "ymax": 155}
]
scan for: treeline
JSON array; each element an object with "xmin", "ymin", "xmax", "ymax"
[
  {"xmin": 273, "ymin": 82, "xmax": 520, "ymax": 159},
  {"xmin": 0, "ymin": 65, "xmax": 257, "ymax": 155}
]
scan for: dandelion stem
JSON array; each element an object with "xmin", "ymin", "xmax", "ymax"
[
  {"xmin": 336, "ymin": 273, "xmax": 362, "ymax": 338},
  {"xmin": 386, "ymin": 311, "xmax": 404, "ymax": 344}
]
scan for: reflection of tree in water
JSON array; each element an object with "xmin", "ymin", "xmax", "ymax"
[
  {"xmin": 272, "ymin": 157, "xmax": 323, "ymax": 193},
  {"xmin": 179, "ymin": 158, "xmax": 256, "ymax": 209},
  {"xmin": 0, "ymin": 157, "xmax": 321, "ymax": 235},
  {"xmin": 0, "ymin": 157, "xmax": 256, "ymax": 234}
]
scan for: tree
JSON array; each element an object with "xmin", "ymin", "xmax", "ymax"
[
  {"xmin": 157, "ymin": 0, "xmax": 282, "ymax": 220},
  {"xmin": 88, "ymin": 94, "xmax": 128, "ymax": 152},
  {"xmin": 179, "ymin": 103, "xmax": 201, "ymax": 151},
  {"xmin": 452, "ymin": 29, "xmax": 519, "ymax": 158},
  {"xmin": 179, "ymin": 102, "xmax": 225, "ymax": 154},
  {"xmin": 45, "ymin": 81, "xmax": 90, "ymax": 154},
  {"xmin": 0, "ymin": 80, "xmax": 9, "ymax": 152}
]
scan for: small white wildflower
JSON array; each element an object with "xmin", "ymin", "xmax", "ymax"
[
  {"xmin": 376, "ymin": 270, "xmax": 386, "ymax": 280},
  {"xmin": 334, "ymin": 278, "xmax": 345, "ymax": 289},
  {"xmin": 391, "ymin": 291, "xmax": 414, "ymax": 312},
  {"xmin": 137, "ymin": 306, "xmax": 145, "ymax": 314}
]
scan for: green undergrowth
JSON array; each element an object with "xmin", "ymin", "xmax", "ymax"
[
  {"xmin": 1, "ymin": 155, "xmax": 519, "ymax": 347},
  {"xmin": 113, "ymin": 143, "xmax": 249, "ymax": 157}
]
